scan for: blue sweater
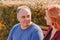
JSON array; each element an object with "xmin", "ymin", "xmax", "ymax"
[{"xmin": 7, "ymin": 23, "xmax": 44, "ymax": 40}]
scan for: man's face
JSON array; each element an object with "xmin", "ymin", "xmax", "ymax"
[{"xmin": 17, "ymin": 9, "xmax": 31, "ymax": 27}]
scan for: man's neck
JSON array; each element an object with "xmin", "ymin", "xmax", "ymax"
[{"xmin": 21, "ymin": 22, "xmax": 32, "ymax": 30}]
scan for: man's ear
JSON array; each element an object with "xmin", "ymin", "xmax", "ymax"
[{"xmin": 17, "ymin": 16, "xmax": 19, "ymax": 22}]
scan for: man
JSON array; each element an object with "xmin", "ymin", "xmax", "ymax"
[{"xmin": 7, "ymin": 6, "xmax": 44, "ymax": 40}]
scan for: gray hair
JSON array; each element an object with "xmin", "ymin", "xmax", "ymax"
[{"xmin": 16, "ymin": 6, "xmax": 31, "ymax": 14}]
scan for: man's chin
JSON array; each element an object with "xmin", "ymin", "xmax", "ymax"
[
  {"xmin": 23, "ymin": 23, "xmax": 31, "ymax": 27},
  {"xmin": 25, "ymin": 24, "xmax": 30, "ymax": 27}
]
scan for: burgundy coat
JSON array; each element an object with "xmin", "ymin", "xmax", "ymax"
[{"xmin": 43, "ymin": 26, "xmax": 60, "ymax": 40}]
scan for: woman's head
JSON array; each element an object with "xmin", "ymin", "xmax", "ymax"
[{"xmin": 45, "ymin": 5, "xmax": 60, "ymax": 29}]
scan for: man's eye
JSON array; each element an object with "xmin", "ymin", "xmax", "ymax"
[
  {"xmin": 27, "ymin": 15, "xmax": 30, "ymax": 18},
  {"xmin": 21, "ymin": 16, "xmax": 25, "ymax": 18}
]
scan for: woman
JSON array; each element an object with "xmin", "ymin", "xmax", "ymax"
[{"xmin": 43, "ymin": 5, "xmax": 60, "ymax": 40}]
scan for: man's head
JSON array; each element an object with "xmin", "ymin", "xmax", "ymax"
[{"xmin": 16, "ymin": 6, "xmax": 32, "ymax": 27}]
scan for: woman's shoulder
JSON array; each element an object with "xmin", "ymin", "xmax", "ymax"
[
  {"xmin": 55, "ymin": 30, "xmax": 60, "ymax": 37},
  {"xmin": 54, "ymin": 30, "xmax": 60, "ymax": 40},
  {"xmin": 43, "ymin": 26, "xmax": 52, "ymax": 40},
  {"xmin": 45, "ymin": 26, "xmax": 52, "ymax": 35}
]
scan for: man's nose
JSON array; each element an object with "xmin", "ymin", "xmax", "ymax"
[{"xmin": 25, "ymin": 17, "xmax": 29, "ymax": 21}]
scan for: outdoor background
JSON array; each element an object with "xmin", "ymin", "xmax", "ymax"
[{"xmin": 0, "ymin": 0, "xmax": 60, "ymax": 40}]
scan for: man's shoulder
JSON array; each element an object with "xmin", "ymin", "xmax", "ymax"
[
  {"xmin": 11, "ymin": 23, "xmax": 20, "ymax": 31},
  {"xmin": 30, "ymin": 23, "xmax": 44, "ymax": 38},
  {"xmin": 8, "ymin": 23, "xmax": 20, "ymax": 35},
  {"xmin": 13, "ymin": 23, "xmax": 20, "ymax": 27},
  {"xmin": 31, "ymin": 23, "xmax": 42, "ymax": 32}
]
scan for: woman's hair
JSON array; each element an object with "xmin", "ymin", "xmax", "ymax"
[{"xmin": 46, "ymin": 5, "xmax": 60, "ymax": 28}]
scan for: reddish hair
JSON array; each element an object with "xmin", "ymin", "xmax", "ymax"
[{"xmin": 46, "ymin": 5, "xmax": 60, "ymax": 29}]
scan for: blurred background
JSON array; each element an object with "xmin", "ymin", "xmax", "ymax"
[{"xmin": 0, "ymin": 0, "xmax": 60, "ymax": 40}]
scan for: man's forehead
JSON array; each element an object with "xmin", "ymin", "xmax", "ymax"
[
  {"xmin": 18, "ymin": 9, "xmax": 31, "ymax": 14},
  {"xmin": 17, "ymin": 10, "xmax": 31, "ymax": 17}
]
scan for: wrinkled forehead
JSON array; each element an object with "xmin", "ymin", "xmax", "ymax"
[
  {"xmin": 17, "ymin": 8, "xmax": 31, "ymax": 14},
  {"xmin": 17, "ymin": 9, "xmax": 31, "ymax": 17},
  {"xmin": 19, "ymin": 9, "xmax": 31, "ymax": 14}
]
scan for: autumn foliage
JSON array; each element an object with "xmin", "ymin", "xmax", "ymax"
[{"xmin": 0, "ymin": 3, "xmax": 46, "ymax": 40}]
